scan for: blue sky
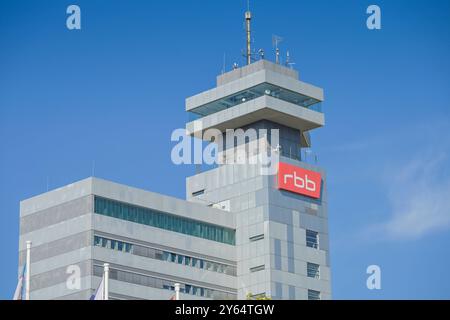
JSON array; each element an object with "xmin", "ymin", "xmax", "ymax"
[{"xmin": 1, "ymin": 0, "xmax": 449, "ymax": 299}]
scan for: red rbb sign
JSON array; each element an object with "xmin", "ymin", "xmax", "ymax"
[{"xmin": 277, "ymin": 162, "xmax": 322, "ymax": 199}]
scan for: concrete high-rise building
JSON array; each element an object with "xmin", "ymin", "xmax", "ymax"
[{"xmin": 18, "ymin": 13, "xmax": 330, "ymax": 300}]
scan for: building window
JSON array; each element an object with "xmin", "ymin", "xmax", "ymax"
[
  {"xmin": 308, "ymin": 289, "xmax": 321, "ymax": 300},
  {"xmin": 249, "ymin": 234, "xmax": 264, "ymax": 242},
  {"xmin": 307, "ymin": 262, "xmax": 320, "ymax": 279},
  {"xmin": 192, "ymin": 189, "xmax": 205, "ymax": 197},
  {"xmin": 94, "ymin": 235, "xmax": 133, "ymax": 253},
  {"xmin": 305, "ymin": 205, "xmax": 318, "ymax": 215},
  {"xmin": 162, "ymin": 251, "xmax": 170, "ymax": 261},
  {"xmin": 94, "ymin": 264, "xmax": 236, "ymax": 300},
  {"xmin": 93, "ymin": 235, "xmax": 237, "ymax": 276},
  {"xmin": 306, "ymin": 229, "xmax": 319, "ymax": 249},
  {"xmin": 94, "ymin": 196, "xmax": 235, "ymax": 245},
  {"xmin": 249, "ymin": 265, "xmax": 265, "ymax": 273},
  {"xmin": 275, "ymin": 282, "xmax": 283, "ymax": 299},
  {"xmin": 289, "ymin": 286, "xmax": 296, "ymax": 299}
]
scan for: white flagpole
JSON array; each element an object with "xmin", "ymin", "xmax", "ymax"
[
  {"xmin": 103, "ymin": 263, "xmax": 109, "ymax": 301},
  {"xmin": 174, "ymin": 283, "xmax": 180, "ymax": 301},
  {"xmin": 25, "ymin": 241, "xmax": 32, "ymax": 301}
]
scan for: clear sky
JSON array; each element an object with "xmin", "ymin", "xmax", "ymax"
[{"xmin": 1, "ymin": 0, "xmax": 449, "ymax": 299}]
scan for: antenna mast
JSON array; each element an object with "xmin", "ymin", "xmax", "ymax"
[
  {"xmin": 272, "ymin": 35, "xmax": 283, "ymax": 64},
  {"xmin": 245, "ymin": 2, "xmax": 252, "ymax": 65}
]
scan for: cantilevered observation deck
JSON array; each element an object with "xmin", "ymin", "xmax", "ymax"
[{"xmin": 185, "ymin": 60, "xmax": 324, "ymax": 149}]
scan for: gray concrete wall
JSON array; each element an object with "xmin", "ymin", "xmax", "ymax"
[
  {"xmin": 186, "ymin": 155, "xmax": 331, "ymax": 300},
  {"xmin": 19, "ymin": 178, "xmax": 237, "ymax": 300}
]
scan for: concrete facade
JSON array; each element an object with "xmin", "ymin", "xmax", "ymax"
[{"xmin": 19, "ymin": 178, "xmax": 237, "ymax": 300}]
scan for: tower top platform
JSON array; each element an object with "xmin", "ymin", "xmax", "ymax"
[{"xmin": 185, "ymin": 60, "xmax": 325, "ymax": 139}]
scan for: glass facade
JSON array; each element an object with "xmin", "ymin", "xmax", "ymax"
[
  {"xmin": 188, "ymin": 82, "xmax": 322, "ymax": 120},
  {"xmin": 94, "ymin": 196, "xmax": 235, "ymax": 245},
  {"xmin": 93, "ymin": 235, "xmax": 237, "ymax": 276},
  {"xmin": 93, "ymin": 265, "xmax": 236, "ymax": 300}
]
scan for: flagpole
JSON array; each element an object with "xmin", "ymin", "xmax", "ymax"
[
  {"xmin": 174, "ymin": 283, "xmax": 180, "ymax": 301},
  {"xmin": 103, "ymin": 263, "xmax": 109, "ymax": 301},
  {"xmin": 25, "ymin": 241, "xmax": 32, "ymax": 300}
]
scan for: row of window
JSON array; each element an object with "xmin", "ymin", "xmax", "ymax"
[
  {"xmin": 160, "ymin": 251, "xmax": 236, "ymax": 276},
  {"xmin": 249, "ymin": 262, "xmax": 320, "ymax": 279},
  {"xmin": 93, "ymin": 235, "xmax": 237, "ymax": 276},
  {"xmin": 306, "ymin": 229, "xmax": 320, "ymax": 298},
  {"xmin": 189, "ymin": 82, "xmax": 322, "ymax": 119},
  {"xmin": 94, "ymin": 236, "xmax": 133, "ymax": 253},
  {"xmin": 306, "ymin": 229, "xmax": 320, "ymax": 299},
  {"xmin": 163, "ymin": 283, "xmax": 223, "ymax": 298},
  {"xmin": 93, "ymin": 265, "xmax": 236, "ymax": 300},
  {"xmin": 94, "ymin": 196, "xmax": 235, "ymax": 245}
]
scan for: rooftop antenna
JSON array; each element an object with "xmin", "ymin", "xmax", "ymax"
[
  {"xmin": 286, "ymin": 51, "xmax": 296, "ymax": 69},
  {"xmin": 272, "ymin": 35, "xmax": 283, "ymax": 64},
  {"xmin": 258, "ymin": 48, "xmax": 265, "ymax": 60},
  {"xmin": 245, "ymin": 2, "xmax": 252, "ymax": 65}
]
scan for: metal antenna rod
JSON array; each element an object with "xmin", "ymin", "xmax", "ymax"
[
  {"xmin": 272, "ymin": 35, "xmax": 283, "ymax": 64},
  {"xmin": 245, "ymin": 8, "xmax": 252, "ymax": 65}
]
